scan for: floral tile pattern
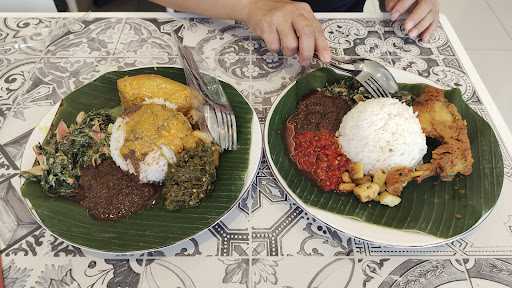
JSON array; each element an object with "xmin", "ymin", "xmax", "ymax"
[
  {"xmin": 2, "ymin": 130, "xmax": 33, "ymax": 167},
  {"xmin": 0, "ymin": 15, "xmax": 511, "ymax": 288},
  {"xmin": 0, "ymin": 146, "xmax": 18, "ymax": 181},
  {"xmin": 249, "ymin": 55, "xmax": 302, "ymax": 119},
  {"xmin": 5, "ymin": 228, "xmax": 83, "ymax": 258},
  {"xmin": 3, "ymin": 253, "xmax": 146, "ymax": 288},
  {"xmin": 0, "ymin": 178, "xmax": 38, "ymax": 250},
  {"xmin": 139, "ymin": 257, "xmax": 248, "ymax": 288},
  {"xmin": 249, "ymin": 155, "xmax": 356, "ymax": 258},
  {"xmin": 44, "ymin": 18, "xmax": 124, "ymax": 57},
  {"xmin": 352, "ymin": 257, "xmax": 471, "ymax": 288},
  {"xmin": 144, "ymin": 202, "xmax": 250, "ymax": 258},
  {"xmin": 321, "ymin": 18, "xmax": 383, "ymax": 57},
  {"xmin": 0, "ymin": 57, "xmax": 43, "ymax": 136},
  {"xmin": 464, "ymin": 258, "xmax": 512, "ymax": 288},
  {"xmin": 115, "ymin": 18, "xmax": 176, "ymax": 58},
  {"xmin": 251, "ymin": 203, "xmax": 357, "ymax": 257},
  {"xmin": 109, "ymin": 56, "xmax": 179, "ymax": 70},
  {"xmin": 191, "ymin": 22, "xmax": 253, "ymax": 60},
  {"xmin": 0, "ymin": 57, "xmax": 113, "ymax": 144},
  {"xmin": 250, "ymin": 257, "xmax": 471, "ymax": 288},
  {"xmin": 4, "ymin": 245, "xmax": 251, "ymax": 288},
  {"xmin": 0, "ymin": 18, "xmax": 59, "ymax": 58}
]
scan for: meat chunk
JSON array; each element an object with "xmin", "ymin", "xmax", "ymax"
[
  {"xmin": 286, "ymin": 91, "xmax": 352, "ymax": 161},
  {"xmin": 288, "ymin": 91, "xmax": 352, "ymax": 134},
  {"xmin": 285, "ymin": 91, "xmax": 354, "ymax": 192},
  {"xmin": 385, "ymin": 167, "xmax": 414, "ymax": 196},
  {"xmin": 413, "ymin": 86, "xmax": 473, "ymax": 181},
  {"xmin": 432, "ymin": 142, "xmax": 473, "ymax": 179},
  {"xmin": 76, "ymin": 160, "xmax": 161, "ymax": 221},
  {"xmin": 414, "ymin": 163, "xmax": 436, "ymax": 183}
]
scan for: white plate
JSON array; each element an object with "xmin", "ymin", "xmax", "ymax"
[
  {"xmin": 264, "ymin": 67, "xmax": 492, "ymax": 247},
  {"xmin": 17, "ymin": 71, "xmax": 262, "ymax": 254}
]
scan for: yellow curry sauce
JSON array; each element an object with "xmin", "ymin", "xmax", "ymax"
[{"xmin": 120, "ymin": 104, "xmax": 200, "ymax": 160}]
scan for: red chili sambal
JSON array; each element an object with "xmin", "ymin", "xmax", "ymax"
[{"xmin": 291, "ymin": 130, "xmax": 351, "ymax": 191}]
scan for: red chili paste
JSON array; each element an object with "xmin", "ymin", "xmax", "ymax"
[{"xmin": 291, "ymin": 130, "xmax": 351, "ymax": 191}]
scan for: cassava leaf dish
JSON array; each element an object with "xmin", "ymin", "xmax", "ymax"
[
  {"xmin": 266, "ymin": 68, "xmax": 504, "ymax": 240},
  {"xmin": 20, "ymin": 67, "xmax": 254, "ymax": 253}
]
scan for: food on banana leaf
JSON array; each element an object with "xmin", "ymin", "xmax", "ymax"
[
  {"xmin": 25, "ymin": 74, "xmax": 221, "ymax": 221},
  {"xmin": 162, "ymin": 144, "xmax": 219, "ymax": 210},
  {"xmin": 117, "ymin": 74, "xmax": 203, "ymax": 113},
  {"xmin": 24, "ymin": 110, "xmax": 114, "ymax": 198},
  {"xmin": 76, "ymin": 160, "xmax": 160, "ymax": 221},
  {"xmin": 285, "ymin": 81, "xmax": 473, "ymax": 208},
  {"xmin": 110, "ymin": 104, "xmax": 205, "ymax": 184}
]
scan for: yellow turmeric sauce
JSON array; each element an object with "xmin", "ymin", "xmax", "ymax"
[{"xmin": 120, "ymin": 104, "xmax": 200, "ymax": 160}]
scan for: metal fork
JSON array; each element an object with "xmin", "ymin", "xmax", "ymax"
[
  {"xmin": 176, "ymin": 41, "xmax": 238, "ymax": 151},
  {"xmin": 315, "ymin": 56, "xmax": 399, "ymax": 98}
]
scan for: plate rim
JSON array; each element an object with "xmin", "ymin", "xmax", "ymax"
[
  {"xmin": 17, "ymin": 66, "xmax": 263, "ymax": 255},
  {"xmin": 263, "ymin": 66, "xmax": 498, "ymax": 248}
]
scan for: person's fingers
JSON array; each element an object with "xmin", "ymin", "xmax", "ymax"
[
  {"xmin": 259, "ymin": 23, "xmax": 280, "ymax": 52},
  {"xmin": 403, "ymin": 0, "xmax": 433, "ymax": 32},
  {"xmin": 292, "ymin": 16, "xmax": 316, "ymax": 65},
  {"xmin": 385, "ymin": 0, "xmax": 400, "ymax": 12},
  {"xmin": 314, "ymin": 28, "xmax": 331, "ymax": 63},
  {"xmin": 420, "ymin": 17, "xmax": 438, "ymax": 41},
  {"xmin": 390, "ymin": 0, "xmax": 416, "ymax": 21},
  {"xmin": 276, "ymin": 22, "xmax": 299, "ymax": 56},
  {"xmin": 291, "ymin": 1, "xmax": 325, "ymax": 64},
  {"xmin": 408, "ymin": 10, "xmax": 435, "ymax": 38}
]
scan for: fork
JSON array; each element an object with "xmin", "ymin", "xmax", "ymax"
[
  {"xmin": 175, "ymin": 39, "xmax": 238, "ymax": 151},
  {"xmin": 314, "ymin": 56, "xmax": 399, "ymax": 98}
]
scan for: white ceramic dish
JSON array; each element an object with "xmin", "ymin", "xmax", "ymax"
[
  {"xmin": 17, "ymin": 70, "xmax": 262, "ymax": 254},
  {"xmin": 264, "ymin": 67, "xmax": 493, "ymax": 247}
]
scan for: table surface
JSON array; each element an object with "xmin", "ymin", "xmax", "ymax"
[{"xmin": 0, "ymin": 12, "xmax": 511, "ymax": 288}]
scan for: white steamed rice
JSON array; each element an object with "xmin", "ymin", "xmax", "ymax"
[
  {"xmin": 110, "ymin": 116, "xmax": 176, "ymax": 183},
  {"xmin": 338, "ymin": 98, "xmax": 427, "ymax": 173}
]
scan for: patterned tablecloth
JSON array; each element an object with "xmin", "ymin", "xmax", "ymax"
[{"xmin": 0, "ymin": 12, "xmax": 511, "ymax": 288}]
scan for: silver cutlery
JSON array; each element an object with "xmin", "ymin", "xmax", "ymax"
[
  {"xmin": 315, "ymin": 56, "xmax": 399, "ymax": 98},
  {"xmin": 175, "ymin": 37, "xmax": 238, "ymax": 151}
]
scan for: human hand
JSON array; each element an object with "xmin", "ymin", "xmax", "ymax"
[
  {"xmin": 385, "ymin": 0, "xmax": 440, "ymax": 41},
  {"xmin": 240, "ymin": 0, "xmax": 331, "ymax": 66}
]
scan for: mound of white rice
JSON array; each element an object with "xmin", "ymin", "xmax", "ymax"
[
  {"xmin": 110, "ymin": 117, "xmax": 176, "ymax": 184},
  {"xmin": 338, "ymin": 98, "xmax": 427, "ymax": 173}
]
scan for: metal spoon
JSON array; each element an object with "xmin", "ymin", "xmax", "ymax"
[{"xmin": 315, "ymin": 55, "xmax": 400, "ymax": 97}]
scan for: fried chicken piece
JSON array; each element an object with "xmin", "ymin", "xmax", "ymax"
[
  {"xmin": 385, "ymin": 167, "xmax": 414, "ymax": 196},
  {"xmin": 432, "ymin": 142, "xmax": 473, "ymax": 179},
  {"xmin": 413, "ymin": 163, "xmax": 436, "ymax": 183},
  {"xmin": 413, "ymin": 86, "xmax": 473, "ymax": 181}
]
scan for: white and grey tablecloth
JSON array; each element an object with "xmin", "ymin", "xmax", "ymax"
[{"xmin": 0, "ymin": 13, "xmax": 511, "ymax": 288}]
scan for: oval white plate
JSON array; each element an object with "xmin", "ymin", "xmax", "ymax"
[
  {"xmin": 17, "ymin": 76, "xmax": 262, "ymax": 254},
  {"xmin": 264, "ymin": 67, "xmax": 491, "ymax": 247}
]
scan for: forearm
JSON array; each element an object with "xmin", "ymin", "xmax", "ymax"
[{"xmin": 150, "ymin": 0, "xmax": 250, "ymax": 21}]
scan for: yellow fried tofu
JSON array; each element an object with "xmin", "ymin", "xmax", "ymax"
[{"xmin": 117, "ymin": 74, "xmax": 202, "ymax": 112}]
